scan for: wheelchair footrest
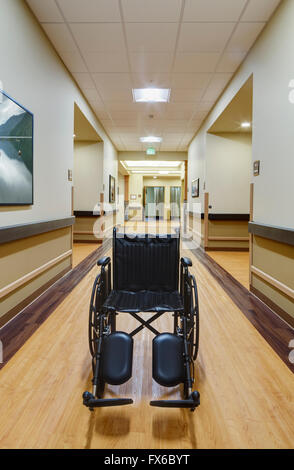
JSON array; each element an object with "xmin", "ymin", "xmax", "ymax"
[
  {"xmin": 153, "ymin": 333, "xmax": 185, "ymax": 387},
  {"xmin": 83, "ymin": 392, "xmax": 133, "ymax": 408},
  {"xmin": 150, "ymin": 392, "xmax": 200, "ymax": 411},
  {"xmin": 102, "ymin": 332, "xmax": 133, "ymax": 385}
]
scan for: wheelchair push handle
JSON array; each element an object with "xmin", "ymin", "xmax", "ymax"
[
  {"xmin": 181, "ymin": 257, "xmax": 192, "ymax": 267},
  {"xmin": 97, "ymin": 256, "xmax": 111, "ymax": 267}
]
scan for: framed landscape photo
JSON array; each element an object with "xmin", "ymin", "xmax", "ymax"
[
  {"xmin": 0, "ymin": 90, "xmax": 34, "ymax": 205},
  {"xmin": 191, "ymin": 178, "xmax": 199, "ymax": 198},
  {"xmin": 109, "ymin": 175, "xmax": 116, "ymax": 203}
]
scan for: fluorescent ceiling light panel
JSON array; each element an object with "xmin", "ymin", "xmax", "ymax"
[
  {"xmin": 124, "ymin": 161, "xmax": 181, "ymax": 168},
  {"xmin": 140, "ymin": 136, "xmax": 162, "ymax": 143},
  {"xmin": 133, "ymin": 88, "xmax": 170, "ymax": 103}
]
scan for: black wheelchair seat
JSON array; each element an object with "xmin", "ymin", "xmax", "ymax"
[{"xmin": 103, "ymin": 290, "xmax": 183, "ymax": 313}]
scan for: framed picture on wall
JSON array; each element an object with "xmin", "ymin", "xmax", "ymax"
[
  {"xmin": 109, "ymin": 175, "xmax": 116, "ymax": 203},
  {"xmin": 0, "ymin": 89, "xmax": 34, "ymax": 205},
  {"xmin": 191, "ymin": 178, "xmax": 199, "ymax": 198}
]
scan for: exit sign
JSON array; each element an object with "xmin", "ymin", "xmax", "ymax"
[{"xmin": 146, "ymin": 147, "xmax": 156, "ymax": 156}]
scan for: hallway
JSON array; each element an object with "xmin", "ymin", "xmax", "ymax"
[{"xmin": 0, "ymin": 235, "xmax": 293, "ymax": 449}]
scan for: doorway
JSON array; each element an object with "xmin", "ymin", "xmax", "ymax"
[
  {"xmin": 170, "ymin": 186, "xmax": 181, "ymax": 219},
  {"xmin": 144, "ymin": 186, "xmax": 165, "ymax": 219}
]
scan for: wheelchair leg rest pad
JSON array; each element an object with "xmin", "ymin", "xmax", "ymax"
[
  {"xmin": 152, "ymin": 333, "xmax": 185, "ymax": 387},
  {"xmin": 102, "ymin": 332, "xmax": 133, "ymax": 385}
]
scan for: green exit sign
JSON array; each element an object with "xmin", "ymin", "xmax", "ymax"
[{"xmin": 146, "ymin": 147, "xmax": 156, "ymax": 155}]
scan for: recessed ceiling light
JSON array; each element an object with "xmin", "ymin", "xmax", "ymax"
[
  {"xmin": 73, "ymin": 134, "xmax": 76, "ymax": 138},
  {"xmin": 241, "ymin": 122, "xmax": 251, "ymax": 128},
  {"xmin": 159, "ymin": 171, "xmax": 169, "ymax": 175},
  {"xmin": 133, "ymin": 88, "xmax": 170, "ymax": 103},
  {"xmin": 153, "ymin": 176, "xmax": 157, "ymax": 179},
  {"xmin": 140, "ymin": 136, "xmax": 162, "ymax": 143}
]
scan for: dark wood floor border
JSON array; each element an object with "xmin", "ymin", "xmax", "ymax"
[
  {"xmin": 191, "ymin": 247, "xmax": 294, "ymax": 373},
  {"xmin": 0, "ymin": 238, "xmax": 112, "ymax": 370},
  {"xmin": 189, "ymin": 212, "xmax": 249, "ymax": 221},
  {"xmin": 0, "ymin": 217, "xmax": 75, "ymax": 245},
  {"xmin": 248, "ymin": 221, "xmax": 294, "ymax": 246}
]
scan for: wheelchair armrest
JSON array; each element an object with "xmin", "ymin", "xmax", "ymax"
[
  {"xmin": 181, "ymin": 257, "xmax": 192, "ymax": 267},
  {"xmin": 97, "ymin": 256, "xmax": 111, "ymax": 267}
]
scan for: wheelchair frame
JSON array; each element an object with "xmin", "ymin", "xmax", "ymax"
[{"xmin": 83, "ymin": 231, "xmax": 200, "ymax": 412}]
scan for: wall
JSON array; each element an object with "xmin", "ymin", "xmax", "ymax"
[
  {"xmin": 188, "ymin": 0, "xmax": 294, "ymax": 320},
  {"xmin": 0, "ymin": 0, "xmax": 117, "ymax": 325},
  {"xmin": 188, "ymin": 0, "xmax": 294, "ymax": 230},
  {"xmin": 0, "ymin": 0, "xmax": 117, "ymax": 227},
  {"xmin": 206, "ymin": 133, "xmax": 252, "ymax": 214},
  {"xmin": 74, "ymin": 141, "xmax": 103, "ymax": 212}
]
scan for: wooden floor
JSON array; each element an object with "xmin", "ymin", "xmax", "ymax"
[
  {"xmin": 0, "ymin": 234, "xmax": 293, "ymax": 448},
  {"xmin": 207, "ymin": 251, "xmax": 250, "ymax": 289},
  {"xmin": 72, "ymin": 243, "xmax": 101, "ymax": 268}
]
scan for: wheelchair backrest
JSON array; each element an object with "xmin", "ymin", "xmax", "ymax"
[{"xmin": 113, "ymin": 227, "xmax": 180, "ymax": 292}]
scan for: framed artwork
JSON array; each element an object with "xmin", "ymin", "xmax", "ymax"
[
  {"xmin": 109, "ymin": 175, "xmax": 116, "ymax": 203},
  {"xmin": 191, "ymin": 178, "xmax": 199, "ymax": 198},
  {"xmin": 0, "ymin": 90, "xmax": 34, "ymax": 205}
]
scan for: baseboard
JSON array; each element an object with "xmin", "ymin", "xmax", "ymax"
[
  {"xmin": 73, "ymin": 239, "xmax": 102, "ymax": 244},
  {"xmin": 0, "ymin": 266, "xmax": 71, "ymax": 328},
  {"xmin": 205, "ymin": 247, "xmax": 249, "ymax": 252},
  {"xmin": 250, "ymin": 285, "xmax": 294, "ymax": 328}
]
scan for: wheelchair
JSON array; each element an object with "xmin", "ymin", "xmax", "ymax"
[{"xmin": 83, "ymin": 227, "xmax": 200, "ymax": 411}]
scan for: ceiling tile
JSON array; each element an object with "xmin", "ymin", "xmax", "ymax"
[
  {"xmin": 178, "ymin": 23, "xmax": 235, "ymax": 52},
  {"xmin": 102, "ymin": 89, "xmax": 133, "ymax": 102},
  {"xmin": 84, "ymin": 52, "xmax": 129, "ymax": 73},
  {"xmin": 59, "ymin": 51, "xmax": 88, "ymax": 72},
  {"xmin": 174, "ymin": 52, "xmax": 220, "ymax": 73},
  {"xmin": 57, "ymin": 0, "xmax": 121, "ymax": 22},
  {"xmin": 26, "ymin": 0, "xmax": 64, "ymax": 22},
  {"xmin": 72, "ymin": 73, "xmax": 96, "ymax": 89},
  {"xmin": 70, "ymin": 23, "xmax": 125, "ymax": 53},
  {"xmin": 132, "ymin": 74, "xmax": 171, "ymax": 88},
  {"xmin": 201, "ymin": 73, "xmax": 233, "ymax": 101},
  {"xmin": 130, "ymin": 53, "xmax": 173, "ymax": 73},
  {"xmin": 170, "ymin": 89, "xmax": 203, "ymax": 102},
  {"xmin": 82, "ymin": 89, "xmax": 103, "ymax": 103},
  {"xmin": 108, "ymin": 110, "xmax": 139, "ymax": 120},
  {"xmin": 227, "ymin": 22, "xmax": 266, "ymax": 52},
  {"xmin": 126, "ymin": 23, "xmax": 178, "ymax": 52},
  {"xmin": 192, "ymin": 109, "xmax": 209, "ymax": 121},
  {"xmin": 92, "ymin": 73, "xmax": 132, "ymax": 91},
  {"xmin": 183, "ymin": 0, "xmax": 247, "ymax": 22},
  {"xmin": 196, "ymin": 101, "xmax": 215, "ymax": 112},
  {"xmin": 217, "ymin": 51, "xmax": 247, "ymax": 72},
  {"xmin": 113, "ymin": 119, "xmax": 138, "ymax": 127},
  {"xmin": 165, "ymin": 103, "xmax": 196, "ymax": 120},
  {"xmin": 241, "ymin": 0, "xmax": 281, "ymax": 22},
  {"xmin": 122, "ymin": 0, "xmax": 182, "ymax": 22},
  {"xmin": 42, "ymin": 23, "xmax": 78, "ymax": 52},
  {"xmin": 171, "ymin": 73, "xmax": 211, "ymax": 89}
]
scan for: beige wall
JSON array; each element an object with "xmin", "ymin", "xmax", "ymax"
[
  {"xmin": 74, "ymin": 141, "xmax": 103, "ymax": 211},
  {"xmin": 206, "ymin": 133, "xmax": 252, "ymax": 214},
  {"xmin": 188, "ymin": 0, "xmax": 294, "ymax": 230},
  {"xmin": 0, "ymin": 0, "xmax": 117, "ymax": 227},
  {"xmin": 0, "ymin": 227, "xmax": 72, "ymax": 323}
]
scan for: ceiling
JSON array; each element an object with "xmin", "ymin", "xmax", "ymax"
[
  {"xmin": 208, "ymin": 75, "xmax": 252, "ymax": 133},
  {"xmin": 26, "ymin": 0, "xmax": 280, "ymax": 151}
]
